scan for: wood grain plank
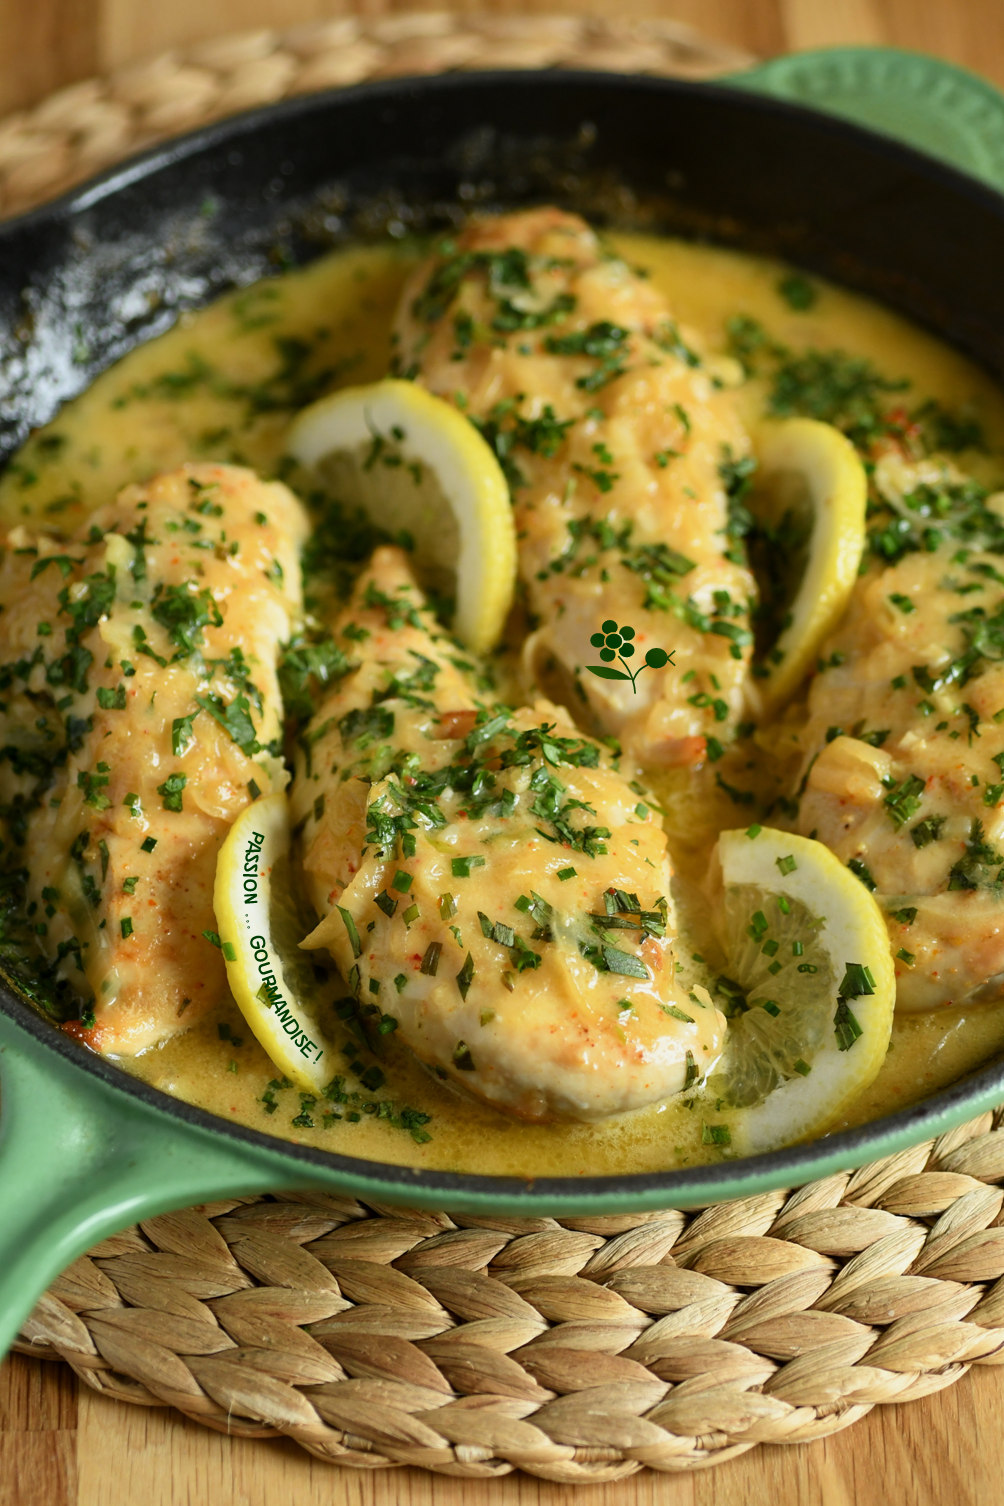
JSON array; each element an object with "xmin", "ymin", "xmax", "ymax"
[
  {"xmin": 782, "ymin": 0, "xmax": 887, "ymax": 50},
  {"xmin": 874, "ymin": 0, "xmax": 1004, "ymax": 91},
  {"xmin": 0, "ymin": 0, "xmax": 99, "ymax": 117},
  {"xmin": 0, "ymin": 1354, "xmax": 77, "ymax": 1506}
]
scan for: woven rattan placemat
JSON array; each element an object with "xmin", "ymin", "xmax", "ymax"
[
  {"xmin": 9, "ymin": 10, "xmax": 1004, "ymax": 1483},
  {"xmin": 12, "ymin": 1110, "xmax": 1004, "ymax": 1480}
]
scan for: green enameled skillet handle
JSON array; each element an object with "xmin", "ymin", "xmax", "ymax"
[
  {"xmin": 733, "ymin": 45, "xmax": 1004, "ymax": 195},
  {"xmin": 0, "ymin": 1009, "xmax": 299, "ymax": 1355}
]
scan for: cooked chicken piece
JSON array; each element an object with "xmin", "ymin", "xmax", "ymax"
[
  {"xmin": 293, "ymin": 546, "xmax": 724, "ymax": 1122},
  {"xmin": 0, "ymin": 462, "xmax": 307, "ymax": 1052},
  {"xmin": 790, "ymin": 535, "xmax": 1004, "ymax": 1011},
  {"xmin": 392, "ymin": 207, "xmax": 756, "ymax": 770}
]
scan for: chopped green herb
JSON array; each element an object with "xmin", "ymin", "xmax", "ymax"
[
  {"xmin": 157, "ymin": 773, "xmax": 186, "ymax": 812},
  {"xmin": 420, "ymin": 942, "xmax": 442, "ymax": 976},
  {"xmin": 456, "ymin": 952, "xmax": 475, "ymax": 1000},
  {"xmin": 834, "ymin": 999, "xmax": 863, "ymax": 1051},
  {"xmin": 452, "ymin": 854, "xmax": 487, "ymax": 878}
]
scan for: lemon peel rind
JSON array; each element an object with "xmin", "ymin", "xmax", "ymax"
[
  {"xmin": 213, "ymin": 793, "xmax": 333, "ymax": 1093},
  {"xmin": 754, "ymin": 417, "xmax": 867, "ymax": 714},
  {"xmin": 716, "ymin": 826, "xmax": 895, "ymax": 1154},
  {"xmin": 286, "ymin": 379, "xmax": 516, "ymax": 654}
]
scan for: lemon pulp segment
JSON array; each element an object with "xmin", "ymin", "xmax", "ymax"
[
  {"xmin": 712, "ymin": 826, "xmax": 895, "ymax": 1153},
  {"xmin": 213, "ymin": 794, "xmax": 334, "ymax": 1092},
  {"xmin": 753, "ymin": 418, "xmax": 867, "ymax": 713},
  {"xmin": 285, "ymin": 379, "xmax": 516, "ymax": 654}
]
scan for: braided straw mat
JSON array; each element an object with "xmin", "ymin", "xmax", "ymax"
[
  {"xmin": 12, "ymin": 1108, "xmax": 1004, "ymax": 1480},
  {"xmin": 10, "ymin": 10, "xmax": 1004, "ymax": 1485},
  {"xmin": 0, "ymin": 12, "xmax": 752, "ymax": 222}
]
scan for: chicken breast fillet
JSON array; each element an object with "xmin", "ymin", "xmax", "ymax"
[
  {"xmin": 0, "ymin": 462, "xmax": 307, "ymax": 1052},
  {"xmin": 392, "ymin": 207, "xmax": 756, "ymax": 769},
  {"xmin": 292, "ymin": 546, "xmax": 724, "ymax": 1122},
  {"xmin": 789, "ymin": 476, "xmax": 1004, "ymax": 1012}
]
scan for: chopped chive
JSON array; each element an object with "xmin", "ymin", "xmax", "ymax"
[
  {"xmin": 140, "ymin": 836, "xmax": 157, "ymax": 853},
  {"xmin": 792, "ymin": 1059, "xmax": 811, "ymax": 1076},
  {"xmin": 120, "ymin": 917, "xmax": 133, "ymax": 939},
  {"xmin": 452, "ymin": 1037, "xmax": 475, "ymax": 1070},
  {"xmin": 761, "ymin": 1000, "xmax": 781, "ymax": 1017},
  {"xmin": 558, "ymin": 866, "xmax": 577, "ymax": 881},
  {"xmin": 375, "ymin": 890, "xmax": 397, "ymax": 918},
  {"xmin": 746, "ymin": 824, "xmax": 762, "ymax": 839},
  {"xmin": 222, "ymin": 941, "xmax": 236, "ymax": 961},
  {"xmin": 452, "ymin": 855, "xmax": 486, "ymax": 878},
  {"xmin": 392, "ymin": 870, "xmax": 413, "ymax": 893},
  {"xmin": 203, "ymin": 929, "xmax": 221, "ymax": 948},
  {"xmin": 840, "ymin": 962, "xmax": 876, "ymax": 998},
  {"xmin": 402, "ymin": 904, "xmax": 419, "ymax": 926},
  {"xmin": 439, "ymin": 892, "xmax": 457, "ymax": 919},
  {"xmin": 336, "ymin": 905, "xmax": 362, "ymax": 958},
  {"xmin": 834, "ymin": 999, "xmax": 863, "ymax": 1050},
  {"xmin": 897, "ymin": 948, "xmax": 916, "ymax": 965},
  {"xmin": 776, "ymin": 854, "xmax": 797, "ymax": 875},
  {"xmin": 456, "ymin": 952, "xmax": 475, "ymax": 1000},
  {"xmin": 420, "ymin": 942, "xmax": 442, "ymax": 976}
]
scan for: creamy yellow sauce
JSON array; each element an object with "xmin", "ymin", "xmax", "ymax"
[{"xmin": 8, "ymin": 231, "xmax": 1004, "ymax": 1175}]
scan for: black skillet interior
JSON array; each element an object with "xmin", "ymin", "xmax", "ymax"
[{"xmin": 3, "ymin": 69, "xmax": 1004, "ymax": 1201}]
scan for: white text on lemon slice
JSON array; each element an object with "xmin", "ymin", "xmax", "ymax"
[
  {"xmin": 710, "ymin": 826, "xmax": 895, "ymax": 1154},
  {"xmin": 752, "ymin": 417, "xmax": 867, "ymax": 712},
  {"xmin": 285, "ymin": 379, "xmax": 516, "ymax": 654},
  {"xmin": 214, "ymin": 793, "xmax": 334, "ymax": 1093}
]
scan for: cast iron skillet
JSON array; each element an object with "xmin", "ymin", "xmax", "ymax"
[{"xmin": 4, "ymin": 60, "xmax": 1004, "ymax": 1352}]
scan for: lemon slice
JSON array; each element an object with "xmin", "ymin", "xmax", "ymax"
[
  {"xmin": 213, "ymin": 793, "xmax": 335, "ymax": 1092},
  {"xmin": 286, "ymin": 379, "xmax": 516, "ymax": 654},
  {"xmin": 752, "ymin": 418, "xmax": 866, "ymax": 713},
  {"xmin": 709, "ymin": 826, "xmax": 894, "ymax": 1154}
]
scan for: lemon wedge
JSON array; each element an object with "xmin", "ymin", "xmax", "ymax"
[
  {"xmin": 708, "ymin": 825, "xmax": 894, "ymax": 1154},
  {"xmin": 751, "ymin": 418, "xmax": 866, "ymax": 713},
  {"xmin": 286, "ymin": 379, "xmax": 516, "ymax": 654},
  {"xmin": 213, "ymin": 793, "xmax": 335, "ymax": 1092}
]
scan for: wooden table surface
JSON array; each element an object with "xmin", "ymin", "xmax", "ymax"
[{"xmin": 5, "ymin": 1, "xmax": 1004, "ymax": 1503}]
